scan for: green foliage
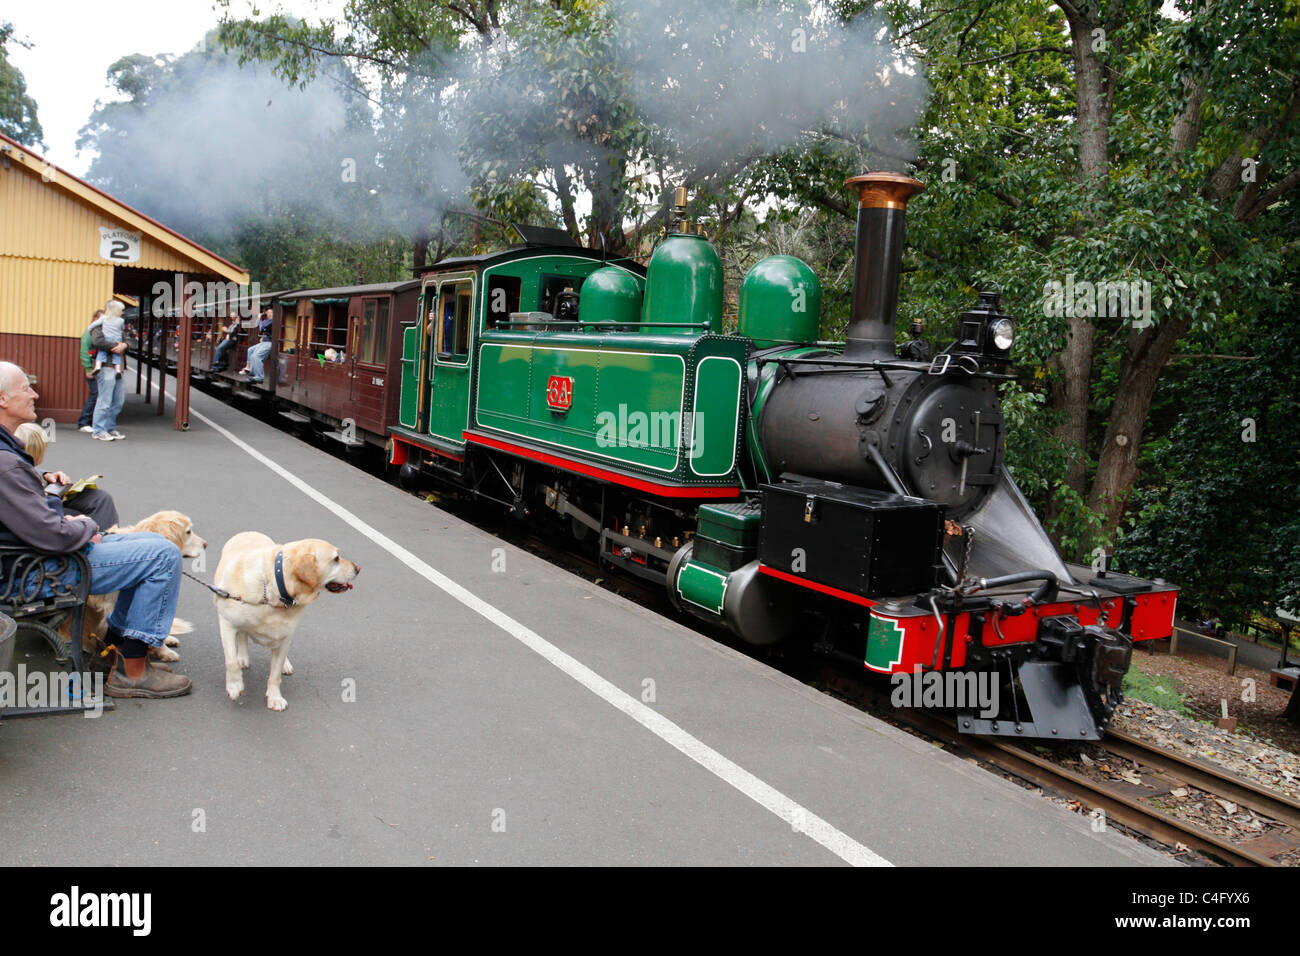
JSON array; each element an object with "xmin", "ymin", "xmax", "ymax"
[
  {"xmin": 855, "ymin": 0, "xmax": 1298, "ymax": 557},
  {"xmin": 1118, "ymin": 285, "xmax": 1300, "ymax": 627},
  {"xmin": 216, "ymin": 214, "xmax": 412, "ymax": 292},
  {"xmin": 455, "ymin": 1, "xmax": 650, "ymax": 248},
  {"xmin": 1122, "ymin": 667, "xmax": 1189, "ymax": 715},
  {"xmin": 0, "ymin": 22, "xmax": 43, "ymax": 148}
]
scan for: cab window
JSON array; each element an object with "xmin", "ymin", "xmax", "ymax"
[
  {"xmin": 486, "ymin": 275, "xmax": 521, "ymax": 328},
  {"xmin": 436, "ymin": 281, "xmax": 473, "ymax": 359}
]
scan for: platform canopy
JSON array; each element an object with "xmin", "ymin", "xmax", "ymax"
[{"xmin": 0, "ymin": 133, "xmax": 249, "ymax": 425}]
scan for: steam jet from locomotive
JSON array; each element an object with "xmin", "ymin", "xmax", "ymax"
[{"xmin": 193, "ymin": 171, "xmax": 1177, "ymax": 740}]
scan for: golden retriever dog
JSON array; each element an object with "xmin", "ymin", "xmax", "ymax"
[
  {"xmin": 213, "ymin": 533, "xmax": 359, "ymax": 711},
  {"xmin": 75, "ymin": 510, "xmax": 207, "ymax": 665}
]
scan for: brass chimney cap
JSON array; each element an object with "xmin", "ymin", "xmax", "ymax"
[{"xmin": 844, "ymin": 172, "xmax": 925, "ymax": 210}]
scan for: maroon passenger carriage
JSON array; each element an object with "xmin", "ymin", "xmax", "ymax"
[{"xmin": 167, "ymin": 281, "xmax": 420, "ymax": 451}]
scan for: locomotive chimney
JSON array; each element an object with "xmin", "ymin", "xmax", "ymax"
[{"xmin": 843, "ymin": 172, "xmax": 925, "ymax": 360}]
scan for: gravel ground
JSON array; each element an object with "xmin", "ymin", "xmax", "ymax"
[{"xmin": 1128, "ymin": 644, "xmax": 1300, "ymax": 752}]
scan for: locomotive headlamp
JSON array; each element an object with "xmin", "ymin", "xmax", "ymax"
[
  {"xmin": 990, "ymin": 317, "xmax": 1015, "ymax": 351},
  {"xmin": 953, "ymin": 291, "xmax": 1015, "ymax": 361}
]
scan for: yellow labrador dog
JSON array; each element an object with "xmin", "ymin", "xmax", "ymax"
[
  {"xmin": 213, "ymin": 532, "xmax": 359, "ymax": 711},
  {"xmin": 77, "ymin": 510, "xmax": 207, "ymax": 664}
]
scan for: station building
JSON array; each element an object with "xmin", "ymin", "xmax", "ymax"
[{"xmin": 0, "ymin": 133, "xmax": 247, "ymax": 421}]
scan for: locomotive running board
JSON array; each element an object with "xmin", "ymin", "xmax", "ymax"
[{"xmin": 956, "ymin": 662, "xmax": 1102, "ymax": 741}]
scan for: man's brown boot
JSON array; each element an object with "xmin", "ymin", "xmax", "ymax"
[{"xmin": 106, "ymin": 658, "xmax": 191, "ymax": 699}]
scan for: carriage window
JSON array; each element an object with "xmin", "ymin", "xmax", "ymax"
[
  {"xmin": 359, "ymin": 298, "xmax": 390, "ymax": 365},
  {"xmin": 437, "ymin": 281, "xmax": 473, "ymax": 359},
  {"xmin": 311, "ymin": 304, "xmax": 330, "ymax": 351},
  {"xmin": 310, "ymin": 303, "xmax": 349, "ymax": 352},
  {"xmin": 279, "ymin": 304, "xmax": 299, "ymax": 354}
]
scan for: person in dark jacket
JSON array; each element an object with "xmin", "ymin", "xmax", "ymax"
[
  {"xmin": 211, "ymin": 311, "xmax": 242, "ymax": 372},
  {"xmin": 0, "ymin": 361, "xmax": 191, "ymax": 698}
]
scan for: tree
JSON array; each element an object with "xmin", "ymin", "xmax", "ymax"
[
  {"xmin": 1118, "ymin": 292, "xmax": 1299, "ymax": 630},
  {"xmin": 838, "ymin": 0, "xmax": 1300, "ymax": 555},
  {"xmin": 0, "ymin": 22, "xmax": 44, "ymax": 148},
  {"xmin": 217, "ymin": 0, "xmax": 924, "ymax": 256},
  {"xmin": 75, "ymin": 31, "xmax": 415, "ymax": 290}
]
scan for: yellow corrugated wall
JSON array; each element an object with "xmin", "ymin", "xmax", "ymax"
[
  {"xmin": 0, "ymin": 158, "xmax": 208, "ymax": 335},
  {"xmin": 0, "ymin": 257, "xmax": 113, "ymax": 337}
]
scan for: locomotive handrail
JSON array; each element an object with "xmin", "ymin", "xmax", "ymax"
[
  {"xmin": 754, "ymin": 354, "xmax": 1014, "ymax": 380},
  {"xmin": 584, "ymin": 320, "xmax": 710, "ymax": 329},
  {"xmin": 489, "ymin": 319, "xmax": 711, "ymax": 331}
]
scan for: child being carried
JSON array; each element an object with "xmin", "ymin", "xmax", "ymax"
[{"xmin": 93, "ymin": 301, "xmax": 126, "ymax": 378}]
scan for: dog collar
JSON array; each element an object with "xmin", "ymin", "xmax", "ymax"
[{"xmin": 273, "ymin": 550, "xmax": 296, "ymax": 607}]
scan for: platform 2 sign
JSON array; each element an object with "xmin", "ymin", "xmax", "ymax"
[
  {"xmin": 98, "ymin": 227, "xmax": 141, "ymax": 264},
  {"xmin": 546, "ymin": 375, "xmax": 574, "ymax": 413}
]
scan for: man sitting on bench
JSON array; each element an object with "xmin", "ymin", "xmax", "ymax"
[{"xmin": 0, "ymin": 362, "xmax": 191, "ymax": 698}]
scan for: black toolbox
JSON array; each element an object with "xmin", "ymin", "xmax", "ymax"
[{"xmin": 759, "ymin": 479, "xmax": 945, "ymax": 598}]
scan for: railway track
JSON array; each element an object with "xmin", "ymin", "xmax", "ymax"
[{"xmin": 817, "ymin": 667, "xmax": 1300, "ymax": 866}]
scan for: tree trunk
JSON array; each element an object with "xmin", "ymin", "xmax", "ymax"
[
  {"xmin": 412, "ymin": 232, "xmax": 429, "ymax": 273},
  {"xmin": 587, "ymin": 157, "xmax": 628, "ymax": 255},
  {"xmin": 1046, "ymin": 2, "xmax": 1114, "ymax": 521},
  {"xmin": 1049, "ymin": 316, "xmax": 1096, "ymax": 501},
  {"xmin": 1089, "ymin": 315, "xmax": 1191, "ymax": 538},
  {"xmin": 553, "ymin": 164, "xmax": 580, "ymax": 241}
]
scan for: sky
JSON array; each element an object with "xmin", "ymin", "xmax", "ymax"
[{"xmin": 5, "ymin": 0, "xmax": 347, "ymax": 176}]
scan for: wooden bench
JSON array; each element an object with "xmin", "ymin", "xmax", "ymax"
[{"xmin": 0, "ymin": 544, "xmax": 104, "ymax": 718}]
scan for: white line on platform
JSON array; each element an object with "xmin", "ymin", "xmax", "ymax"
[{"xmin": 172, "ymin": 385, "xmax": 889, "ymax": 865}]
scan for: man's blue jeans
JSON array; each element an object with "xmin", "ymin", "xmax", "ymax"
[
  {"xmin": 212, "ymin": 338, "xmax": 234, "ymax": 371},
  {"xmin": 77, "ymin": 371, "xmax": 98, "ymax": 427},
  {"xmin": 82, "ymin": 533, "xmax": 181, "ymax": 647},
  {"xmin": 91, "ymin": 366, "xmax": 125, "ymax": 435},
  {"xmin": 246, "ymin": 341, "xmax": 272, "ymax": 381}
]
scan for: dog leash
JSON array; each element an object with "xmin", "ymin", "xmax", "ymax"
[
  {"xmin": 182, "ymin": 551, "xmax": 296, "ymax": 608},
  {"xmin": 182, "ymin": 569, "xmax": 239, "ymax": 601}
]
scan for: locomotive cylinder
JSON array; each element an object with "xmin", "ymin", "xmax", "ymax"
[{"xmin": 843, "ymin": 172, "xmax": 925, "ymax": 360}]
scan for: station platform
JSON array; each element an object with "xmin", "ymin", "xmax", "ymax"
[{"xmin": 0, "ymin": 365, "xmax": 1172, "ymax": 866}]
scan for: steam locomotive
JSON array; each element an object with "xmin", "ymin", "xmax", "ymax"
[{"xmin": 170, "ymin": 172, "xmax": 1178, "ymax": 740}]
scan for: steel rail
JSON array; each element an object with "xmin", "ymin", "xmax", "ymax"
[
  {"xmin": 1103, "ymin": 727, "xmax": 1300, "ymax": 832},
  {"xmin": 895, "ymin": 710, "xmax": 1277, "ymax": 867},
  {"xmin": 815, "ymin": 674, "xmax": 1279, "ymax": 868}
]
